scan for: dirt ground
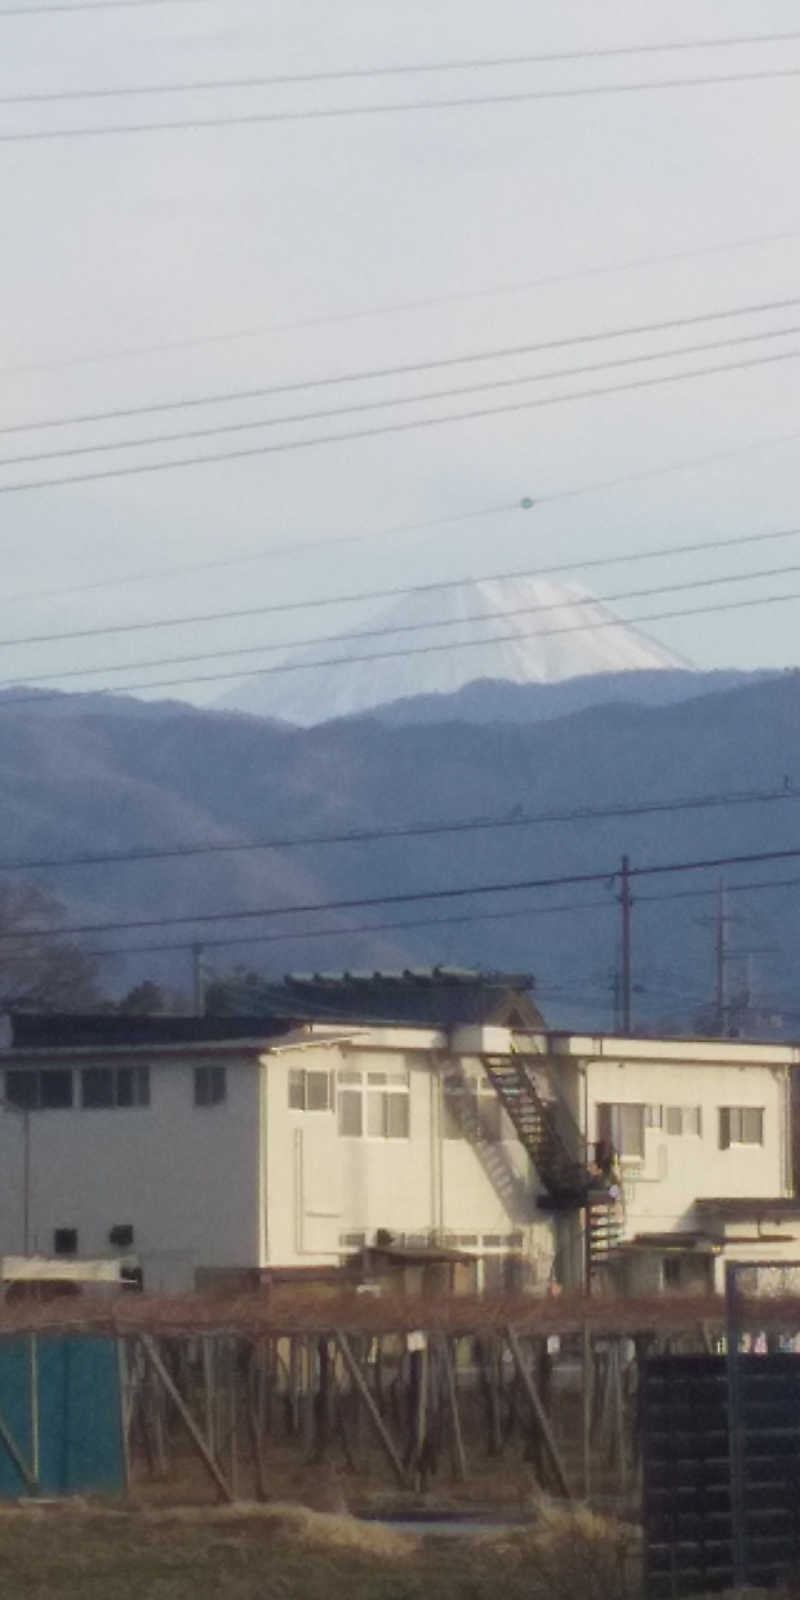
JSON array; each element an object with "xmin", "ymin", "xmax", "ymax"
[{"xmin": 0, "ymin": 1499, "xmax": 640, "ymax": 1600}]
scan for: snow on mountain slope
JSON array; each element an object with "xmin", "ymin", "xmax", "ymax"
[{"xmin": 217, "ymin": 576, "xmax": 687, "ymax": 725}]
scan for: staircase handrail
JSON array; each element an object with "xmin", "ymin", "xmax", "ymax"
[{"xmin": 510, "ymin": 1048, "xmax": 586, "ymax": 1169}]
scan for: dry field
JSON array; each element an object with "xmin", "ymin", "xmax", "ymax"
[{"xmin": 0, "ymin": 1498, "xmax": 639, "ymax": 1600}]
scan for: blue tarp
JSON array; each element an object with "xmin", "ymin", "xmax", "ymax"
[{"xmin": 0, "ymin": 1335, "xmax": 123, "ymax": 1497}]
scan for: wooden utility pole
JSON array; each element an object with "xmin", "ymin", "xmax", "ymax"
[
  {"xmin": 192, "ymin": 943, "xmax": 205, "ymax": 1017},
  {"xmin": 619, "ymin": 855, "xmax": 632, "ymax": 1035},
  {"xmin": 714, "ymin": 879, "xmax": 728, "ymax": 1036}
]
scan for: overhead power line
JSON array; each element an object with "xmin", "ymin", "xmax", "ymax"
[
  {"xmin": 1, "ymin": 518, "xmax": 799, "ymax": 654},
  {"xmin": 0, "ymin": 0, "xmax": 190, "ymax": 12},
  {"xmin": 4, "ymin": 223, "xmax": 799, "ymax": 380},
  {"xmin": 4, "ymin": 65, "xmax": 800, "ymax": 139},
  {"xmin": 85, "ymin": 897, "xmax": 620, "ymax": 962},
  {"xmin": 9, "ymin": 428, "xmax": 800, "ymax": 605},
  {"xmin": 0, "ymin": 782, "xmax": 794, "ymax": 877},
  {"xmin": 9, "ymin": 842, "xmax": 800, "ymax": 944},
  {"xmin": 0, "ymin": 585, "xmax": 799, "ymax": 708},
  {"xmin": 5, "ymin": 323, "xmax": 800, "ymax": 473},
  {"xmin": 6, "ymin": 556, "xmax": 800, "ymax": 686},
  {"xmin": 5, "ymin": 28, "xmax": 800, "ymax": 96},
  {"xmin": 3, "ymin": 501, "xmax": 523, "ymax": 605},
  {"xmin": 83, "ymin": 865, "xmax": 800, "ymax": 963},
  {"xmin": 636, "ymin": 872, "xmax": 800, "ymax": 908},
  {"xmin": 1, "ymin": 346, "xmax": 797, "ymax": 496},
  {"xmin": 5, "ymin": 291, "xmax": 800, "ymax": 439}
]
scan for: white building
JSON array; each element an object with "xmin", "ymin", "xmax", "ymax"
[
  {"xmin": 0, "ymin": 985, "xmax": 797, "ymax": 1297},
  {"xmin": 0, "ymin": 977, "xmax": 553, "ymax": 1295},
  {"xmin": 521, "ymin": 1030, "xmax": 800, "ymax": 1292}
]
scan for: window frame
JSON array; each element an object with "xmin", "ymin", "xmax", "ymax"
[
  {"xmin": 288, "ymin": 1066, "xmax": 332, "ymax": 1112},
  {"xmin": 719, "ymin": 1106, "xmax": 764, "ymax": 1149},
  {"xmin": 663, "ymin": 1106, "xmax": 702, "ymax": 1137},
  {"xmin": 596, "ymin": 1101, "xmax": 646, "ymax": 1161},
  {"xmin": 5, "ymin": 1068, "xmax": 74, "ymax": 1112},
  {"xmin": 336, "ymin": 1065, "xmax": 410, "ymax": 1140},
  {"xmin": 81, "ymin": 1064, "xmax": 150, "ymax": 1110},
  {"xmin": 194, "ymin": 1064, "xmax": 227, "ymax": 1108},
  {"xmin": 53, "ymin": 1227, "xmax": 78, "ymax": 1257}
]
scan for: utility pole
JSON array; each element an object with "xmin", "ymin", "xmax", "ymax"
[
  {"xmin": 714, "ymin": 879, "xmax": 728, "ymax": 1036},
  {"xmin": 192, "ymin": 943, "xmax": 206, "ymax": 1017},
  {"xmin": 619, "ymin": 854, "xmax": 632, "ymax": 1035},
  {"xmin": 610, "ymin": 968, "xmax": 621, "ymax": 1033}
]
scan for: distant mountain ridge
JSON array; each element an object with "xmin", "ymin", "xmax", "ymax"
[
  {"xmin": 349, "ymin": 667, "xmax": 774, "ymax": 727},
  {"xmin": 1, "ymin": 670, "xmax": 800, "ymax": 1036}
]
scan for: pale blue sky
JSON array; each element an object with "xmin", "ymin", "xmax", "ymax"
[{"xmin": 0, "ymin": 0, "xmax": 799, "ymax": 706}]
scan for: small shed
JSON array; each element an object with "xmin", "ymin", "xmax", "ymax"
[{"xmin": 357, "ymin": 1240, "xmax": 477, "ymax": 1298}]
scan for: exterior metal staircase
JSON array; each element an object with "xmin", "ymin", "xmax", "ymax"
[{"xmin": 482, "ymin": 1053, "xmax": 624, "ymax": 1269}]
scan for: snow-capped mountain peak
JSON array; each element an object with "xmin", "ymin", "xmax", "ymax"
[{"xmin": 217, "ymin": 575, "xmax": 687, "ymax": 725}]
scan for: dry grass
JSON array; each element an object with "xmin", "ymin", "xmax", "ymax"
[
  {"xmin": 0, "ymin": 1497, "xmax": 642, "ymax": 1600},
  {"xmin": 155, "ymin": 1501, "xmax": 418, "ymax": 1558},
  {"xmin": 492, "ymin": 1497, "xmax": 641, "ymax": 1600}
]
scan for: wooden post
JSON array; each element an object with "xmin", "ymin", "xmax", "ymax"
[
  {"xmin": 315, "ymin": 1338, "xmax": 332, "ymax": 1462},
  {"xmin": 288, "ymin": 1337, "xmax": 301, "ymax": 1437},
  {"xmin": 410, "ymin": 1339, "xmax": 428, "ymax": 1488},
  {"xmin": 440, "ymin": 1335, "xmax": 467, "ymax": 1482},
  {"xmin": 117, "ymin": 1338, "xmax": 132, "ymax": 1493},
  {"xmin": 506, "ymin": 1326, "xmax": 572, "ymax": 1499},
  {"xmin": 478, "ymin": 1337, "xmax": 503, "ymax": 1457},
  {"xmin": 264, "ymin": 1339, "xmax": 276, "ymax": 1436},
  {"xmin": 247, "ymin": 1342, "xmax": 268, "ymax": 1501},
  {"xmin": 228, "ymin": 1338, "xmax": 240, "ymax": 1499},
  {"xmin": 351, "ymin": 1335, "xmax": 365, "ymax": 1452},
  {"xmin": 335, "ymin": 1331, "xmax": 407, "ymax": 1487},
  {"xmin": 28, "ymin": 1335, "xmax": 40, "ymax": 1489},
  {"xmin": 147, "ymin": 1347, "xmax": 168, "ymax": 1480},
  {"xmin": 302, "ymin": 1337, "xmax": 315, "ymax": 1456},
  {"xmin": 594, "ymin": 1342, "xmax": 614, "ymax": 1452},
  {"xmin": 582, "ymin": 1320, "xmax": 592, "ymax": 1503},
  {"xmin": 611, "ymin": 1340, "xmax": 627, "ymax": 1505},
  {"xmin": 202, "ymin": 1336, "xmax": 216, "ymax": 1454},
  {"xmin": 140, "ymin": 1335, "xmax": 235, "ymax": 1503}
]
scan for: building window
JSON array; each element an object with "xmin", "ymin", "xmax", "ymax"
[
  {"xmin": 194, "ymin": 1065, "xmax": 226, "ymax": 1107},
  {"xmin": 442, "ymin": 1072, "xmax": 505, "ymax": 1142},
  {"xmin": 596, "ymin": 1103, "xmax": 645, "ymax": 1160},
  {"xmin": 337, "ymin": 1067, "xmax": 409, "ymax": 1138},
  {"xmin": 53, "ymin": 1228, "xmax": 78, "ymax": 1256},
  {"xmin": 288, "ymin": 1067, "xmax": 331, "ymax": 1111},
  {"xmin": 719, "ymin": 1107, "xmax": 764, "ymax": 1149},
  {"xmin": 664, "ymin": 1106, "xmax": 702, "ymax": 1136},
  {"xmin": 81, "ymin": 1065, "xmax": 150, "ymax": 1110},
  {"xmin": 5, "ymin": 1069, "xmax": 73, "ymax": 1111}
]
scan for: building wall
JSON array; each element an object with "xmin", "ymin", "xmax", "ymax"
[
  {"xmin": 265, "ymin": 1041, "xmax": 555, "ymax": 1287},
  {"xmin": 0, "ymin": 1052, "xmax": 262, "ymax": 1293},
  {"xmin": 0, "ymin": 1035, "xmax": 557, "ymax": 1294},
  {"xmin": 583, "ymin": 1054, "xmax": 791, "ymax": 1239}
]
